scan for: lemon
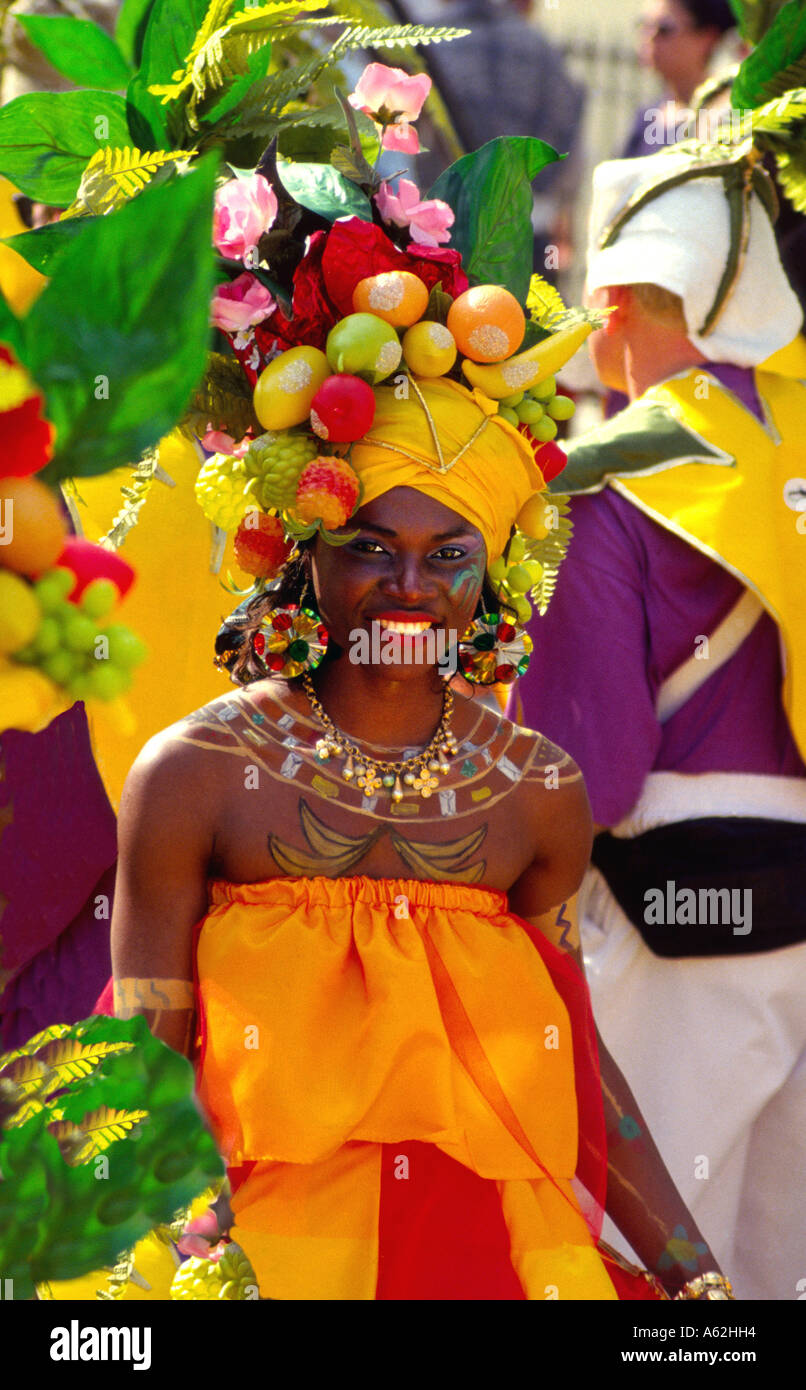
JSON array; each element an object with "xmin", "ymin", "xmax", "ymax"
[
  {"xmin": 253, "ymin": 347, "xmax": 329, "ymax": 430},
  {"xmin": 0, "ymin": 570, "xmax": 42, "ymax": 654},
  {"xmin": 401, "ymin": 321, "xmax": 457, "ymax": 377}
]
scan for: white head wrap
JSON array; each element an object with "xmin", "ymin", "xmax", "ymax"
[{"xmin": 585, "ymin": 152, "xmax": 803, "ymax": 367}]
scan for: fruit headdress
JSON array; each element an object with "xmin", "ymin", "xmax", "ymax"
[{"xmin": 187, "ymin": 64, "xmax": 605, "ymax": 642}]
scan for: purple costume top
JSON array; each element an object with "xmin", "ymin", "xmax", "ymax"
[{"xmin": 507, "ymin": 366, "xmax": 806, "ymax": 826}]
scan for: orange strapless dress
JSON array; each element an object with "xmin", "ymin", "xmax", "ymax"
[{"xmin": 194, "ymin": 875, "xmax": 619, "ymax": 1300}]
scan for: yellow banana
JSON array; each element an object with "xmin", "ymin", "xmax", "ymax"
[{"xmin": 462, "ymin": 321, "xmax": 593, "ymax": 399}]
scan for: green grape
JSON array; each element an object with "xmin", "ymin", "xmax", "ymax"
[
  {"xmin": 104, "ymin": 625, "xmax": 147, "ymax": 669},
  {"xmin": 515, "ymin": 399, "xmax": 545, "ymax": 426},
  {"xmin": 529, "ymin": 375, "xmax": 557, "ymax": 402},
  {"xmin": 63, "ymin": 612, "xmax": 98, "ymax": 653},
  {"xmin": 31, "ymin": 616, "xmax": 61, "ymax": 656},
  {"xmin": 42, "ymin": 651, "xmax": 75, "ymax": 685},
  {"xmin": 506, "ymin": 564, "xmax": 533, "ymax": 594},
  {"xmin": 512, "ymin": 595, "xmax": 533, "ymax": 624},
  {"xmin": 34, "ymin": 568, "xmax": 74, "ymax": 612},
  {"xmin": 498, "ymin": 406, "xmax": 519, "ymax": 427},
  {"xmin": 80, "ymin": 579, "xmax": 118, "ymax": 620},
  {"xmin": 499, "ymin": 390, "xmax": 525, "ymax": 409},
  {"xmin": 67, "ymin": 673, "xmax": 91, "ymax": 702},
  {"xmin": 524, "ymin": 559, "xmax": 544, "ymax": 583},
  {"xmin": 86, "ymin": 663, "xmax": 128, "ymax": 701},
  {"xmin": 532, "ymin": 415, "xmax": 558, "ymax": 442},
  {"xmin": 487, "ymin": 556, "xmax": 507, "ymax": 584},
  {"xmin": 546, "ymin": 394, "xmax": 575, "ymax": 421},
  {"xmin": 507, "ymin": 534, "xmax": 526, "ymax": 564}
]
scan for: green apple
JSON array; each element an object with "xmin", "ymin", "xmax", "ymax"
[{"xmin": 326, "ymin": 313, "xmax": 402, "ymax": 384}]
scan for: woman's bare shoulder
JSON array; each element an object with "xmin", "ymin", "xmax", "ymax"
[{"xmin": 467, "ymin": 696, "xmax": 584, "ymax": 787}]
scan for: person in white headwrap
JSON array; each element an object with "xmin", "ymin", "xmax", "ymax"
[{"xmin": 509, "ymin": 144, "xmax": 806, "ymax": 1301}]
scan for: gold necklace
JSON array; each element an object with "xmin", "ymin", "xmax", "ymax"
[{"xmin": 302, "ymin": 673, "xmax": 458, "ymax": 802}]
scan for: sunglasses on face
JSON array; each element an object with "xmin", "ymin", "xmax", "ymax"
[{"xmin": 636, "ymin": 18, "xmax": 695, "ymax": 38}]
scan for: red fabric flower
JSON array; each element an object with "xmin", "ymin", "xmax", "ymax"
[
  {"xmin": 0, "ymin": 344, "xmax": 54, "ymax": 478},
  {"xmin": 321, "ymin": 218, "xmax": 468, "ymax": 317}
]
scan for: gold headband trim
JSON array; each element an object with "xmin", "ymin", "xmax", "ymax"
[{"xmin": 360, "ymin": 376, "xmax": 493, "ymax": 474}]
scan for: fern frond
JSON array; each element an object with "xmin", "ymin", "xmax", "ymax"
[
  {"xmin": 101, "ymin": 446, "xmax": 161, "ymax": 550},
  {"xmin": 527, "ymin": 273, "xmax": 566, "ymax": 328},
  {"xmin": 747, "ymin": 84, "xmax": 806, "ymax": 133},
  {"xmin": 222, "ymin": 22, "xmax": 469, "ymax": 134},
  {"xmin": 62, "ymin": 148, "xmax": 196, "ymax": 219},
  {"xmin": 774, "ymin": 145, "xmax": 806, "ymax": 208},
  {"xmin": 33, "ymin": 1034, "xmax": 136, "ymax": 1090},
  {"xmin": 182, "ymin": 351, "xmax": 261, "ymax": 441},
  {"xmin": 49, "ymin": 1106, "xmax": 150, "ymax": 1164},
  {"xmin": 524, "ymin": 496, "xmax": 573, "ymax": 616}
]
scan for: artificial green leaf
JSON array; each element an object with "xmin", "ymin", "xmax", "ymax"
[
  {"xmin": 429, "ymin": 136, "xmax": 561, "ymax": 301},
  {"xmin": 115, "ymin": 0, "xmax": 159, "ymax": 67},
  {"xmin": 732, "ymin": 0, "xmax": 806, "ymax": 106},
  {"xmin": 16, "ymin": 16, "xmax": 132, "ymax": 92},
  {"xmin": 24, "ymin": 156, "xmax": 218, "ymax": 482},
  {"xmin": 0, "ymin": 286, "xmax": 22, "ymax": 354},
  {"xmin": 275, "ymin": 100, "xmax": 378, "ymax": 163},
  {"xmin": 730, "ymin": 0, "xmax": 791, "ymax": 44},
  {"xmin": 126, "ymin": 0, "xmax": 217, "ymax": 148},
  {"xmin": 0, "ymin": 91, "xmax": 130, "ymax": 204},
  {"xmin": 2, "ymin": 218, "xmax": 97, "ymax": 275},
  {"xmin": 276, "ymin": 157, "xmax": 371, "ymax": 220},
  {"xmin": 199, "ymin": 27, "xmax": 275, "ymax": 127}
]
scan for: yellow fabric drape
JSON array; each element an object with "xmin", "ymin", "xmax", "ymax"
[
  {"xmin": 613, "ymin": 367, "xmax": 806, "ymax": 761},
  {"xmin": 350, "ymin": 377, "xmax": 545, "ymax": 561},
  {"xmin": 0, "ymin": 178, "xmax": 46, "ymax": 315},
  {"xmin": 196, "ymin": 875, "xmax": 617, "ymax": 1300}
]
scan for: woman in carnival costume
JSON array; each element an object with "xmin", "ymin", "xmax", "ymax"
[{"xmin": 103, "ymin": 55, "xmax": 738, "ymax": 1300}]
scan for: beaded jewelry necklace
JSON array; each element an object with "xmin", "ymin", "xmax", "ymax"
[{"xmin": 302, "ymin": 672, "xmax": 458, "ymax": 802}]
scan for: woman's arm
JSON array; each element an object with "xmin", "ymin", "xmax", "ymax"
[
  {"xmin": 509, "ymin": 773, "xmax": 726, "ymax": 1298},
  {"xmin": 111, "ymin": 736, "xmax": 214, "ymax": 1059}
]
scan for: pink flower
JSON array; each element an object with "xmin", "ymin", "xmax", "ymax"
[
  {"xmin": 381, "ymin": 122, "xmax": 420, "ymax": 154},
  {"xmin": 375, "ymin": 178, "xmax": 454, "ymax": 248},
  {"xmin": 213, "ymin": 173, "xmax": 278, "ymax": 262},
  {"xmin": 348, "ymin": 63, "xmax": 431, "ymax": 123},
  {"xmin": 210, "ymin": 273, "xmax": 276, "ymax": 333}
]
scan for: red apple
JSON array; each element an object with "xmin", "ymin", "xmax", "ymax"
[{"xmin": 310, "ymin": 374, "xmax": 376, "ymax": 444}]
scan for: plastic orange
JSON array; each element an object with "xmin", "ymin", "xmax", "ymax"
[
  {"xmin": 447, "ymin": 285, "xmax": 526, "ymax": 363},
  {"xmin": 352, "ymin": 271, "xmax": 429, "ymax": 328},
  {"xmin": 0, "ymin": 474, "xmax": 67, "ymax": 575}
]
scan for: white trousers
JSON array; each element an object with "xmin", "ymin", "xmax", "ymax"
[{"xmin": 581, "ymin": 865, "xmax": 806, "ymax": 1301}]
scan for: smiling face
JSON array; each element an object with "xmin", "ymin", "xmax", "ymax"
[{"xmin": 308, "ymin": 486, "xmax": 488, "ymax": 680}]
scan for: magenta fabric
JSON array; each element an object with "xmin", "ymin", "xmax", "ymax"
[{"xmin": 0, "ymin": 703, "xmax": 116, "ymax": 1049}]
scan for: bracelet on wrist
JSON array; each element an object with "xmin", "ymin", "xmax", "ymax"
[{"xmin": 673, "ymin": 1272, "xmax": 735, "ymax": 1300}]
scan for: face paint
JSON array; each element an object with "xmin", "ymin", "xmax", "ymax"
[{"xmin": 447, "ymin": 557, "xmax": 485, "ymax": 610}]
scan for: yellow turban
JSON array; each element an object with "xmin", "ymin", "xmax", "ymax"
[{"xmin": 349, "ymin": 377, "xmax": 544, "ymax": 561}]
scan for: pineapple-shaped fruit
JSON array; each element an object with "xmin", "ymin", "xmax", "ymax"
[
  {"xmin": 293, "ymin": 457, "xmax": 360, "ymax": 531},
  {"xmin": 170, "ymin": 1241, "xmax": 258, "ymax": 1300},
  {"xmin": 195, "ymin": 454, "xmax": 255, "ymax": 531},
  {"xmin": 242, "ymin": 431, "xmax": 318, "ymax": 509}
]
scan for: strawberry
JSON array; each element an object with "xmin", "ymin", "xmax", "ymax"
[
  {"xmin": 233, "ymin": 512, "xmax": 292, "ymax": 578},
  {"xmin": 293, "ymin": 456, "xmax": 360, "ymax": 531}
]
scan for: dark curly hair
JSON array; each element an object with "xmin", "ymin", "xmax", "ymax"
[{"xmin": 214, "ymin": 537, "xmax": 506, "ymax": 687}]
